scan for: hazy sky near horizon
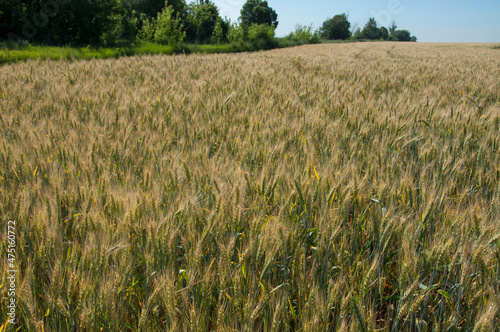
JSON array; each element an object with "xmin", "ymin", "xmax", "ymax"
[{"xmin": 212, "ymin": 0, "xmax": 500, "ymax": 42}]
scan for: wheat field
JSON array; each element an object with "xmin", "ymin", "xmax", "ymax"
[{"xmin": 0, "ymin": 42, "xmax": 499, "ymax": 331}]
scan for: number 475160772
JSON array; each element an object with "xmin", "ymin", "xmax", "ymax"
[{"xmin": 7, "ymin": 221, "xmax": 16, "ymax": 268}]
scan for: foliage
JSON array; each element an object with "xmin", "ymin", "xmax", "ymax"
[
  {"xmin": 390, "ymin": 29, "xmax": 415, "ymax": 42},
  {"xmin": 211, "ymin": 16, "xmax": 229, "ymax": 44},
  {"xmin": 124, "ymin": 0, "xmax": 187, "ymax": 19},
  {"xmin": 352, "ymin": 27, "xmax": 363, "ymax": 40},
  {"xmin": 0, "ymin": 0, "xmax": 422, "ymax": 47},
  {"xmin": 154, "ymin": 5, "xmax": 185, "ymax": 45},
  {"xmin": 286, "ymin": 24, "xmax": 320, "ymax": 44},
  {"xmin": 137, "ymin": 4, "xmax": 185, "ymax": 45},
  {"xmin": 138, "ymin": 14, "xmax": 156, "ymax": 42},
  {"xmin": 320, "ymin": 13, "xmax": 351, "ymax": 40},
  {"xmin": 185, "ymin": 1, "xmax": 227, "ymax": 44},
  {"xmin": 0, "ymin": 0, "xmax": 124, "ymax": 45},
  {"xmin": 240, "ymin": 0, "xmax": 278, "ymax": 28},
  {"xmin": 247, "ymin": 23, "xmax": 275, "ymax": 42},
  {"xmin": 228, "ymin": 23, "xmax": 276, "ymax": 49},
  {"xmin": 66, "ymin": 0, "xmax": 125, "ymax": 45},
  {"xmin": 389, "ymin": 21, "xmax": 398, "ymax": 35},
  {"xmin": 361, "ymin": 17, "xmax": 382, "ymax": 40},
  {"xmin": 354, "ymin": 18, "xmax": 417, "ymax": 42},
  {"xmin": 380, "ymin": 26, "xmax": 389, "ymax": 41},
  {"xmin": 0, "ymin": 0, "xmax": 28, "ymax": 40},
  {"xmin": 0, "ymin": 0, "xmax": 189, "ymax": 46},
  {"xmin": 118, "ymin": 8, "xmax": 142, "ymax": 41},
  {"xmin": 0, "ymin": 39, "xmax": 298, "ymax": 66},
  {"xmin": 2, "ymin": 0, "xmax": 423, "ymax": 47},
  {"xmin": 228, "ymin": 23, "xmax": 247, "ymax": 43}
]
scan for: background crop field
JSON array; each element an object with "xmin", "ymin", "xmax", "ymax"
[{"xmin": 0, "ymin": 42, "xmax": 499, "ymax": 331}]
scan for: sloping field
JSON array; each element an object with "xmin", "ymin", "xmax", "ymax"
[{"xmin": 0, "ymin": 43, "xmax": 499, "ymax": 330}]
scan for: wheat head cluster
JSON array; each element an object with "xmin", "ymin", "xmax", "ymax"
[{"xmin": 0, "ymin": 42, "xmax": 499, "ymax": 331}]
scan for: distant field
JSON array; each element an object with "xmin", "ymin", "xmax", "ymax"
[{"xmin": 0, "ymin": 42, "xmax": 499, "ymax": 331}]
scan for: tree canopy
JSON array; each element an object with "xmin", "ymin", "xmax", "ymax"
[
  {"xmin": 126, "ymin": 0, "xmax": 186, "ymax": 19},
  {"xmin": 361, "ymin": 18, "xmax": 382, "ymax": 40},
  {"xmin": 1, "ymin": 0, "xmax": 124, "ymax": 45},
  {"xmin": 0, "ymin": 0, "xmax": 235, "ymax": 45},
  {"xmin": 351, "ymin": 17, "xmax": 416, "ymax": 41},
  {"xmin": 240, "ymin": 0, "xmax": 278, "ymax": 28},
  {"xmin": 390, "ymin": 29, "xmax": 415, "ymax": 42},
  {"xmin": 185, "ymin": 1, "xmax": 227, "ymax": 44},
  {"xmin": 320, "ymin": 13, "xmax": 351, "ymax": 40},
  {"xmin": 0, "ymin": 1, "xmax": 418, "ymax": 46}
]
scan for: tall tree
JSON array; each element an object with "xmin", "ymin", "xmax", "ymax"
[
  {"xmin": 380, "ymin": 26, "xmax": 389, "ymax": 40},
  {"xmin": 361, "ymin": 17, "xmax": 382, "ymax": 40},
  {"xmin": 0, "ymin": 0, "xmax": 26, "ymax": 40},
  {"xmin": 58, "ymin": 0, "xmax": 123, "ymax": 45},
  {"xmin": 390, "ymin": 29, "xmax": 412, "ymax": 41},
  {"xmin": 1, "ymin": 0, "xmax": 124, "ymax": 45},
  {"xmin": 185, "ymin": 0, "xmax": 227, "ymax": 43},
  {"xmin": 154, "ymin": 5, "xmax": 185, "ymax": 44},
  {"xmin": 240, "ymin": 0, "xmax": 278, "ymax": 28},
  {"xmin": 320, "ymin": 13, "xmax": 351, "ymax": 40}
]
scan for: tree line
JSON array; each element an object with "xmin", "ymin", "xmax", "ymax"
[
  {"xmin": 0, "ymin": 1, "xmax": 416, "ymax": 46},
  {"xmin": 320, "ymin": 14, "xmax": 417, "ymax": 42},
  {"xmin": 0, "ymin": 0, "xmax": 279, "ymax": 46}
]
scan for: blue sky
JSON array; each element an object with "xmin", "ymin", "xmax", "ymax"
[{"xmin": 212, "ymin": 0, "xmax": 500, "ymax": 42}]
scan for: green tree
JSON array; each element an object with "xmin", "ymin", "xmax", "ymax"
[
  {"xmin": 352, "ymin": 27, "xmax": 363, "ymax": 40},
  {"xmin": 0, "ymin": 0, "xmax": 30, "ymax": 41},
  {"xmin": 124, "ymin": 0, "xmax": 187, "ymax": 41},
  {"xmin": 380, "ymin": 26, "xmax": 389, "ymax": 40},
  {"xmin": 228, "ymin": 22, "xmax": 276, "ymax": 48},
  {"xmin": 125, "ymin": 0, "xmax": 186, "ymax": 19},
  {"xmin": 185, "ymin": 1, "xmax": 222, "ymax": 43},
  {"xmin": 386, "ymin": 22, "xmax": 417, "ymax": 42},
  {"xmin": 390, "ymin": 29, "xmax": 412, "ymax": 41},
  {"xmin": 319, "ymin": 13, "xmax": 351, "ymax": 40},
  {"xmin": 68, "ymin": 0, "xmax": 124, "ymax": 45},
  {"xmin": 118, "ymin": 6, "xmax": 141, "ymax": 41},
  {"xmin": 138, "ymin": 13, "xmax": 155, "ymax": 41},
  {"xmin": 211, "ymin": 16, "xmax": 229, "ymax": 44},
  {"xmin": 388, "ymin": 21, "xmax": 397, "ymax": 34},
  {"xmin": 154, "ymin": 5, "xmax": 185, "ymax": 44},
  {"xmin": 286, "ymin": 24, "xmax": 320, "ymax": 44},
  {"xmin": 240, "ymin": 0, "xmax": 278, "ymax": 28},
  {"xmin": 3, "ymin": 0, "xmax": 124, "ymax": 45},
  {"xmin": 361, "ymin": 17, "xmax": 381, "ymax": 40},
  {"xmin": 228, "ymin": 22, "xmax": 247, "ymax": 43}
]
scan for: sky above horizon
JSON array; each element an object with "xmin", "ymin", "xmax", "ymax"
[{"xmin": 212, "ymin": 0, "xmax": 500, "ymax": 42}]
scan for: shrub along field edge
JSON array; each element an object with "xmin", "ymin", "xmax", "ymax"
[{"xmin": 0, "ymin": 39, "xmax": 317, "ymax": 66}]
